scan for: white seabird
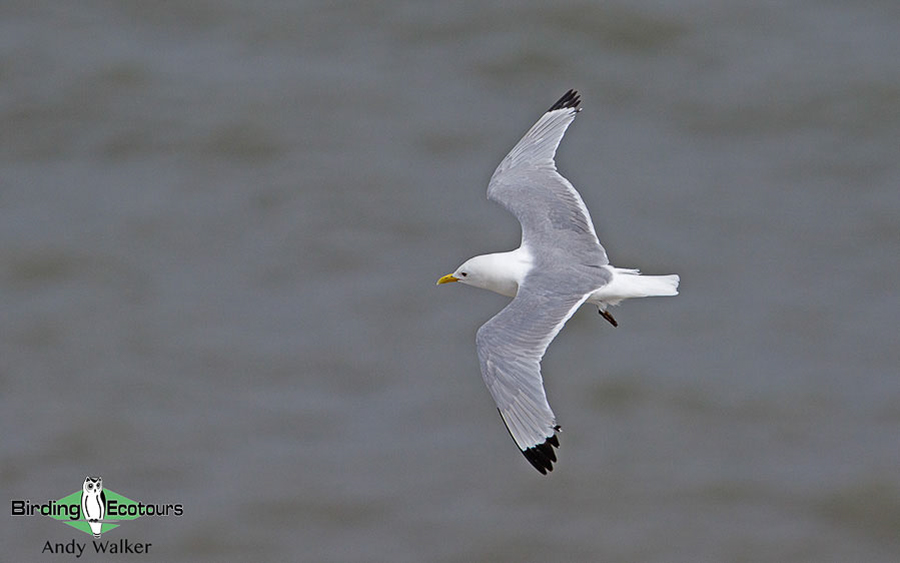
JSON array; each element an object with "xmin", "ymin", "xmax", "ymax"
[{"xmin": 437, "ymin": 90, "xmax": 679, "ymax": 474}]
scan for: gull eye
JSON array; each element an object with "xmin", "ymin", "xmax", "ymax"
[{"xmin": 460, "ymin": 272, "xmax": 468, "ymax": 277}]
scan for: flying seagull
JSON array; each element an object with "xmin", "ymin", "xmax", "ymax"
[{"xmin": 437, "ymin": 90, "xmax": 679, "ymax": 474}]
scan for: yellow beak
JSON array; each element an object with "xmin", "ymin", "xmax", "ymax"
[{"xmin": 436, "ymin": 274, "xmax": 459, "ymax": 285}]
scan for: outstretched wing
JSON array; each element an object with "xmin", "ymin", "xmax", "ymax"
[
  {"xmin": 487, "ymin": 90, "xmax": 608, "ymax": 266},
  {"xmin": 475, "ymin": 277, "xmax": 593, "ymax": 474}
]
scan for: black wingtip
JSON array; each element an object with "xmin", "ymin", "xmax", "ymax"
[
  {"xmin": 521, "ymin": 430, "xmax": 561, "ymax": 475},
  {"xmin": 548, "ymin": 89, "xmax": 580, "ymax": 112}
]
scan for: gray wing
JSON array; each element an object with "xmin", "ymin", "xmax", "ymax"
[
  {"xmin": 487, "ymin": 90, "xmax": 609, "ymax": 265},
  {"xmin": 475, "ymin": 278, "xmax": 593, "ymax": 474}
]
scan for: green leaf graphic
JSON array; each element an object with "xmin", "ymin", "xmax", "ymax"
[{"xmin": 48, "ymin": 489, "xmax": 141, "ymax": 536}]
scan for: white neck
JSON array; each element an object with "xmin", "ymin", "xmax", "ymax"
[{"xmin": 469, "ymin": 247, "xmax": 533, "ymax": 297}]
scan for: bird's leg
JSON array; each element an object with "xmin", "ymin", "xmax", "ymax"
[{"xmin": 598, "ymin": 308, "xmax": 618, "ymax": 327}]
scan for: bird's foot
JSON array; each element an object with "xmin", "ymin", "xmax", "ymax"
[{"xmin": 598, "ymin": 309, "xmax": 618, "ymax": 327}]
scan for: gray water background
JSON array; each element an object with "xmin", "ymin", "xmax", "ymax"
[{"xmin": 2, "ymin": 1, "xmax": 899, "ymax": 561}]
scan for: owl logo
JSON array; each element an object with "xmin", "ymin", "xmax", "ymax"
[{"xmin": 81, "ymin": 476, "xmax": 106, "ymax": 538}]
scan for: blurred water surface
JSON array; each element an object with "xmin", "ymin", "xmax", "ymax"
[{"xmin": 2, "ymin": 1, "xmax": 899, "ymax": 561}]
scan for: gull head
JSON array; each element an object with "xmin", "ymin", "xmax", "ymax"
[
  {"xmin": 436, "ymin": 252, "xmax": 525, "ymax": 298},
  {"xmin": 436, "ymin": 257, "xmax": 480, "ymax": 287}
]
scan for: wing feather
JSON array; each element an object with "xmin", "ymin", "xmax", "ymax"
[
  {"xmin": 487, "ymin": 90, "xmax": 608, "ymax": 265},
  {"xmin": 476, "ymin": 282, "xmax": 592, "ymax": 474},
  {"xmin": 471, "ymin": 91, "xmax": 620, "ymax": 474}
]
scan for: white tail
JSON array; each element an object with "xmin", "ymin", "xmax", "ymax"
[{"xmin": 588, "ymin": 268, "xmax": 680, "ymax": 307}]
